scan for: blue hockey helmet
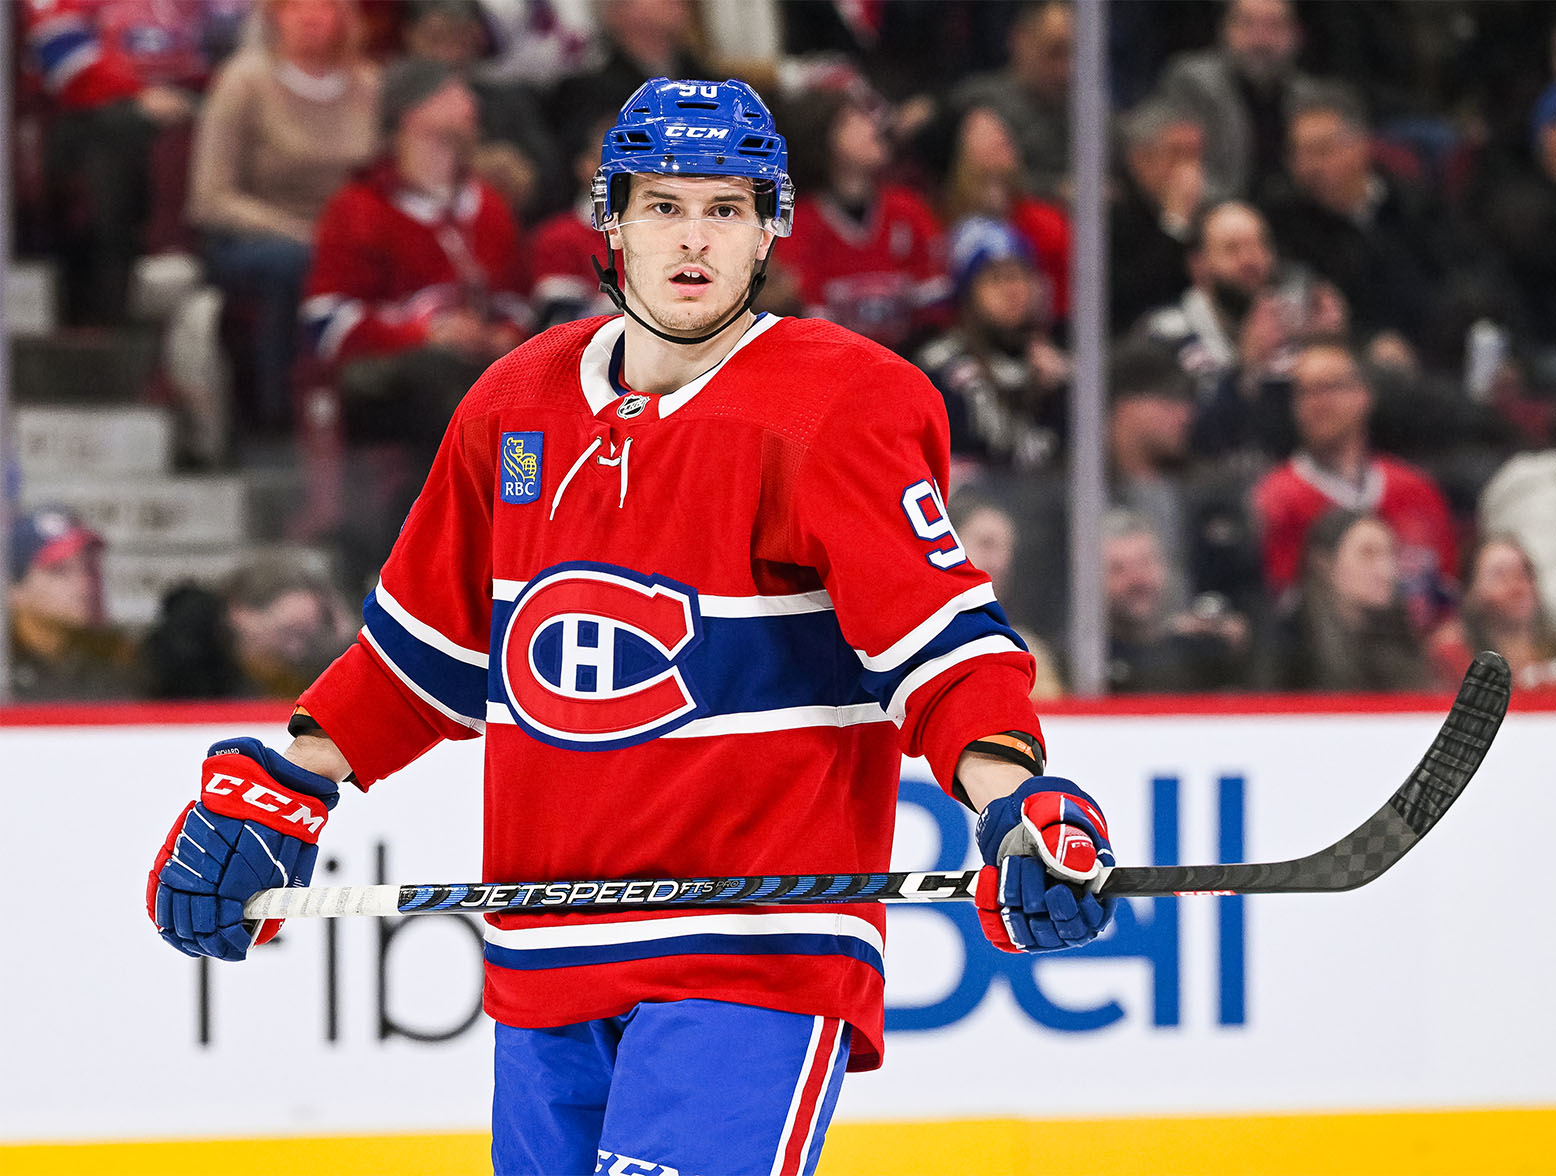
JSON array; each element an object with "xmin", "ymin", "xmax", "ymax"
[{"xmin": 591, "ymin": 77, "xmax": 794, "ymax": 237}]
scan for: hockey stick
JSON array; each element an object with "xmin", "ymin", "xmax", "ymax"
[{"xmin": 244, "ymin": 651, "xmax": 1511, "ymax": 921}]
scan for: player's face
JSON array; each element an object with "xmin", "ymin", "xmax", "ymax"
[
  {"xmin": 1104, "ymin": 530, "xmax": 1167, "ymax": 628},
  {"xmin": 1199, "ymin": 204, "xmax": 1274, "ymax": 295},
  {"xmin": 10, "ymin": 548, "xmax": 103, "ymax": 630},
  {"xmin": 611, "ymin": 175, "xmax": 775, "ymax": 337},
  {"xmin": 1291, "ymin": 346, "xmax": 1371, "ymax": 451},
  {"xmin": 1329, "ymin": 517, "xmax": 1397, "ymax": 613},
  {"xmin": 1471, "ymin": 540, "xmax": 1539, "ymax": 626}
]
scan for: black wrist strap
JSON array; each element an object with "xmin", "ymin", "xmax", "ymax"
[
  {"xmin": 287, "ymin": 710, "xmax": 356, "ymax": 784},
  {"xmin": 953, "ymin": 731, "xmax": 1045, "ymax": 810},
  {"xmin": 288, "ymin": 711, "xmax": 329, "ymax": 739}
]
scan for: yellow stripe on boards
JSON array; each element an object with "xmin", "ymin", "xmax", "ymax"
[
  {"xmin": 0, "ymin": 1132, "xmax": 490, "ymax": 1176},
  {"xmin": 2, "ymin": 1109, "xmax": 1554, "ymax": 1176},
  {"xmin": 819, "ymin": 1110, "xmax": 1556, "ymax": 1176}
]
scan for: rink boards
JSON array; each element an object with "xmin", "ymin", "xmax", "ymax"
[{"xmin": 2, "ymin": 697, "xmax": 1553, "ymax": 1174}]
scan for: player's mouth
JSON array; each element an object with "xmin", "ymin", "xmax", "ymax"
[{"xmin": 669, "ymin": 267, "xmax": 713, "ymax": 288}]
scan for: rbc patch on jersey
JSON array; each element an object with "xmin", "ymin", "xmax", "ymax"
[{"xmin": 499, "ymin": 432, "xmax": 544, "ymax": 504}]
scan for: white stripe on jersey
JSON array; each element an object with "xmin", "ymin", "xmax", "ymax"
[
  {"xmin": 484, "ymin": 911, "xmax": 884, "ymax": 957},
  {"xmin": 885, "ymin": 633, "xmax": 1026, "ymax": 724},
  {"xmin": 854, "ymin": 582, "xmax": 998, "ymax": 672},
  {"xmin": 362, "ymin": 627, "xmax": 487, "ymax": 731},
  {"xmin": 375, "ymin": 582, "xmax": 489, "ymax": 666},
  {"xmin": 665, "ymin": 704, "xmax": 887, "ymax": 737},
  {"xmin": 483, "ymin": 700, "xmax": 888, "ymax": 735},
  {"xmin": 492, "ymin": 578, "xmax": 835, "ymax": 617},
  {"xmin": 698, "ymin": 589, "xmax": 835, "ymax": 617}
]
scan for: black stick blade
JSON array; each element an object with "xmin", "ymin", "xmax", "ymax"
[{"xmin": 1101, "ymin": 651, "xmax": 1512, "ymax": 897}]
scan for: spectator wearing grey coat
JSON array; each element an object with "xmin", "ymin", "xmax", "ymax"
[{"xmin": 1154, "ymin": 0, "xmax": 1314, "ymax": 202}]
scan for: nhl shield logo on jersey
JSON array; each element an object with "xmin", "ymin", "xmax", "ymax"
[
  {"xmin": 616, "ymin": 393, "xmax": 651, "ymax": 419},
  {"xmin": 499, "ymin": 562, "xmax": 705, "ymax": 749},
  {"xmin": 499, "ymin": 432, "xmax": 544, "ymax": 504}
]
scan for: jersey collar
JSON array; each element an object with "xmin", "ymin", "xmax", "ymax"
[{"xmin": 577, "ymin": 313, "xmax": 784, "ymax": 417}]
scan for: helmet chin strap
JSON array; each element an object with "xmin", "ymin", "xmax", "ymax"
[{"xmin": 592, "ymin": 236, "xmax": 771, "ymax": 347}]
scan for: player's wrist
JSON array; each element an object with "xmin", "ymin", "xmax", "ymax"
[
  {"xmin": 955, "ymin": 731, "xmax": 1045, "ymax": 811},
  {"xmin": 284, "ymin": 710, "xmax": 354, "ymax": 783},
  {"xmin": 956, "ymin": 755, "xmax": 1036, "ymax": 812}
]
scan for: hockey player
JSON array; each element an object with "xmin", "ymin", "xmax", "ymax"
[{"xmin": 146, "ymin": 78, "xmax": 1118, "ymax": 1176}]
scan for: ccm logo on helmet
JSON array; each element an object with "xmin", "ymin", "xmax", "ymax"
[
  {"xmin": 664, "ymin": 125, "xmax": 730, "ymax": 139},
  {"xmin": 499, "ymin": 563, "xmax": 704, "ymax": 750}
]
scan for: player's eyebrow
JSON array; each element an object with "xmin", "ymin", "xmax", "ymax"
[{"xmin": 639, "ymin": 187, "xmax": 755, "ymax": 206}]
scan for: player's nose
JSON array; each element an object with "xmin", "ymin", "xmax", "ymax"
[{"xmin": 678, "ymin": 220, "xmax": 712, "ymax": 251}]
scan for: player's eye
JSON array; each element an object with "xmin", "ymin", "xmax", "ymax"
[{"xmin": 649, "ymin": 202, "xmax": 678, "ymax": 216}]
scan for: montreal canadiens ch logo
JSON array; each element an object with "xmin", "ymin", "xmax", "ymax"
[{"xmin": 499, "ymin": 563, "xmax": 704, "ymax": 750}]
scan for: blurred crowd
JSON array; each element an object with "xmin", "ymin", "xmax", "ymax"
[{"xmin": 8, "ymin": 0, "xmax": 1556, "ymax": 702}]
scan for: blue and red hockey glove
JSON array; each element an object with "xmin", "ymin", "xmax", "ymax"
[
  {"xmin": 974, "ymin": 778, "xmax": 1118, "ymax": 952},
  {"xmin": 146, "ymin": 738, "xmax": 339, "ymax": 962}
]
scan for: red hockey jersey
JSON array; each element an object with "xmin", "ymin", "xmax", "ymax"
[
  {"xmin": 1254, "ymin": 452, "xmax": 1459, "ymax": 620},
  {"xmin": 301, "ymin": 160, "xmax": 530, "ymax": 364},
  {"xmin": 783, "ymin": 187, "xmax": 949, "ymax": 351},
  {"xmin": 300, "ymin": 314, "xmax": 1043, "ymax": 1070},
  {"xmin": 19, "ymin": 0, "xmax": 226, "ymax": 109},
  {"xmin": 529, "ymin": 203, "xmax": 616, "ymax": 329}
]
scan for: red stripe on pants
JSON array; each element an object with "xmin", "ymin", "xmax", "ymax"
[{"xmin": 778, "ymin": 1017, "xmax": 841, "ymax": 1176}]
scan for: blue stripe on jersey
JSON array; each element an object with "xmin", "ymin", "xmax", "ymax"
[
  {"xmin": 32, "ymin": 29, "xmax": 94, "ymax": 78},
  {"xmin": 488, "ymin": 601, "xmax": 878, "ymax": 717},
  {"xmin": 488, "ymin": 594, "xmax": 1026, "ymax": 732},
  {"xmin": 857, "ymin": 602, "xmax": 1027, "ymax": 706},
  {"xmin": 485, "ymin": 932, "xmax": 884, "ymax": 975},
  {"xmin": 363, "ymin": 589, "xmax": 487, "ymax": 723}
]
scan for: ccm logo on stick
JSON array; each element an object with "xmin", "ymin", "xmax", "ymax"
[{"xmin": 499, "ymin": 562, "xmax": 705, "ymax": 750}]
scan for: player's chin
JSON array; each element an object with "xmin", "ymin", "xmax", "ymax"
[{"xmin": 653, "ymin": 299, "xmax": 742, "ymax": 335}]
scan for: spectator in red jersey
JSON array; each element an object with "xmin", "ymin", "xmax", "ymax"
[
  {"xmin": 915, "ymin": 216, "xmax": 1066, "ymax": 474},
  {"xmin": 1428, "ymin": 535, "xmax": 1556, "ymax": 697},
  {"xmin": 6, "ymin": 507, "xmax": 133, "ymax": 702},
  {"xmin": 300, "ymin": 57, "xmax": 529, "ymax": 467},
  {"xmin": 1109, "ymin": 96, "xmax": 1206, "ymax": 332},
  {"xmin": 188, "ymin": 0, "xmax": 380, "ymax": 434},
  {"xmin": 17, "ymin": 0, "xmax": 237, "ymax": 323},
  {"xmin": 1252, "ymin": 337, "xmax": 1458, "ymax": 631},
  {"xmin": 1261, "ymin": 508, "xmax": 1431, "ymax": 692},
  {"xmin": 930, "ymin": 104, "xmax": 1071, "ymax": 322},
  {"xmin": 529, "ymin": 113, "xmax": 620, "ymax": 332},
  {"xmin": 779, "ymin": 82, "xmax": 947, "ymax": 353}
]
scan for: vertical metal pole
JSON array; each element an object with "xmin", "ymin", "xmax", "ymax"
[
  {"xmin": 0, "ymin": 13, "xmax": 15, "ymax": 705},
  {"xmin": 1066, "ymin": 0, "xmax": 1110, "ymax": 697}
]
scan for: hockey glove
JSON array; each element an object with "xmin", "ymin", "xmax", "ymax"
[
  {"xmin": 146, "ymin": 737, "xmax": 339, "ymax": 962},
  {"xmin": 974, "ymin": 778, "xmax": 1117, "ymax": 953}
]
